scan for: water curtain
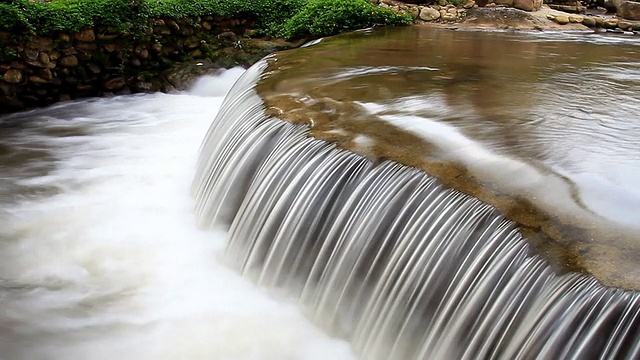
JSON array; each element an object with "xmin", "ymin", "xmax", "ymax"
[{"xmin": 193, "ymin": 60, "xmax": 640, "ymax": 360}]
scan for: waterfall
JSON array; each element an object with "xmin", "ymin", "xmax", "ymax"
[{"xmin": 193, "ymin": 60, "xmax": 640, "ymax": 360}]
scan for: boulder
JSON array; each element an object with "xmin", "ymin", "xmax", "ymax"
[
  {"xmin": 103, "ymin": 77, "xmax": 126, "ymax": 91},
  {"xmin": 494, "ymin": 0, "xmax": 514, "ymax": 6},
  {"xmin": 617, "ymin": 0, "xmax": 640, "ymax": 20},
  {"xmin": 74, "ymin": 28, "xmax": 95, "ymax": 42},
  {"xmin": 26, "ymin": 38, "xmax": 54, "ymax": 52},
  {"xmin": 420, "ymin": 7, "xmax": 440, "ymax": 21},
  {"xmin": 513, "ymin": 0, "xmax": 543, "ymax": 11},
  {"xmin": 582, "ymin": 16, "xmax": 598, "ymax": 26},
  {"xmin": 603, "ymin": 18, "xmax": 619, "ymax": 27},
  {"xmin": 3, "ymin": 69, "xmax": 23, "ymax": 84},
  {"xmin": 60, "ymin": 55, "xmax": 79, "ymax": 67},
  {"xmin": 618, "ymin": 20, "xmax": 633, "ymax": 29}
]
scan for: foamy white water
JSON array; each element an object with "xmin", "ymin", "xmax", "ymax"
[{"xmin": 0, "ymin": 69, "xmax": 354, "ymax": 360}]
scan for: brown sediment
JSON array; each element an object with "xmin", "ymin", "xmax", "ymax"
[
  {"xmin": 263, "ymin": 92, "xmax": 589, "ymax": 277},
  {"xmin": 255, "ymin": 26, "xmax": 640, "ymax": 290}
]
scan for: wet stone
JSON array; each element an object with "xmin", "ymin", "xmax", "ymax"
[
  {"xmin": 60, "ymin": 55, "xmax": 79, "ymax": 67},
  {"xmin": 3, "ymin": 69, "xmax": 23, "ymax": 84}
]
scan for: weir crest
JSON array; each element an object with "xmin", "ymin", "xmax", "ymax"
[{"xmin": 193, "ymin": 59, "xmax": 640, "ymax": 360}]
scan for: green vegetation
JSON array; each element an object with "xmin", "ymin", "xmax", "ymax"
[
  {"xmin": 280, "ymin": 0, "xmax": 412, "ymax": 38},
  {"xmin": 0, "ymin": 0, "xmax": 412, "ymax": 38}
]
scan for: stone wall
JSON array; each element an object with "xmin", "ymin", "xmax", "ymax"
[{"xmin": 0, "ymin": 16, "xmax": 295, "ymax": 114}]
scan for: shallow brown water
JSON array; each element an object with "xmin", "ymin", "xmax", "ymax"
[{"xmin": 257, "ymin": 26, "xmax": 640, "ymax": 289}]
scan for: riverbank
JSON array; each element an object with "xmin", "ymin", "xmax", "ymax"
[
  {"xmin": 0, "ymin": 0, "xmax": 411, "ymax": 114},
  {"xmin": 375, "ymin": 0, "xmax": 640, "ymax": 32},
  {"xmin": 2, "ymin": 0, "xmax": 638, "ymax": 114}
]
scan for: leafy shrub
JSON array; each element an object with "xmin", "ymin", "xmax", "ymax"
[
  {"xmin": 0, "ymin": 0, "xmax": 412, "ymax": 37},
  {"xmin": 280, "ymin": 0, "xmax": 413, "ymax": 38},
  {"xmin": 0, "ymin": 0, "xmax": 30, "ymax": 32}
]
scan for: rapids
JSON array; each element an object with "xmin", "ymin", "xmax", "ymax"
[{"xmin": 0, "ymin": 69, "xmax": 354, "ymax": 360}]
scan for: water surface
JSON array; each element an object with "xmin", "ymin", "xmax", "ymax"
[
  {"xmin": 258, "ymin": 27, "xmax": 640, "ymax": 289},
  {"xmin": 0, "ymin": 70, "xmax": 354, "ymax": 360}
]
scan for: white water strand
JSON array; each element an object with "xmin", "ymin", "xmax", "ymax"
[
  {"xmin": 0, "ymin": 69, "xmax": 354, "ymax": 360},
  {"xmin": 194, "ymin": 60, "xmax": 640, "ymax": 360}
]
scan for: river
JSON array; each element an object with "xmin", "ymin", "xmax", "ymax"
[{"xmin": 0, "ymin": 69, "xmax": 354, "ymax": 360}]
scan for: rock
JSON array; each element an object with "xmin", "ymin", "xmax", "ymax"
[
  {"xmin": 103, "ymin": 77, "xmax": 126, "ymax": 91},
  {"xmin": 38, "ymin": 52, "xmax": 50, "ymax": 64},
  {"xmin": 464, "ymin": 0, "xmax": 476, "ymax": 8},
  {"xmin": 494, "ymin": 0, "xmax": 514, "ymax": 6},
  {"xmin": 97, "ymin": 33, "xmax": 118, "ymax": 40},
  {"xmin": 132, "ymin": 81, "xmax": 158, "ymax": 92},
  {"xmin": 76, "ymin": 42, "xmax": 98, "ymax": 51},
  {"xmin": 130, "ymin": 58, "xmax": 142, "ymax": 67},
  {"xmin": 61, "ymin": 48, "xmax": 78, "ymax": 56},
  {"xmin": 409, "ymin": 6, "xmax": 420, "ymax": 18},
  {"xmin": 582, "ymin": 17, "xmax": 597, "ymax": 26},
  {"xmin": 218, "ymin": 31, "xmax": 238, "ymax": 42},
  {"xmin": 420, "ymin": 7, "xmax": 441, "ymax": 20},
  {"xmin": 103, "ymin": 44, "xmax": 117, "ymax": 53},
  {"xmin": 603, "ymin": 18, "xmax": 619, "ymax": 28},
  {"xmin": 76, "ymin": 84, "xmax": 94, "ymax": 92},
  {"xmin": 167, "ymin": 20, "xmax": 180, "ymax": 31},
  {"xmin": 59, "ymin": 94, "xmax": 71, "ymax": 102},
  {"xmin": 616, "ymin": 0, "xmax": 640, "ymax": 20},
  {"xmin": 618, "ymin": 20, "xmax": 633, "ymax": 30},
  {"xmin": 513, "ymin": 0, "xmax": 543, "ymax": 11},
  {"xmin": 554, "ymin": 15, "xmax": 570, "ymax": 24},
  {"xmin": 74, "ymin": 28, "xmax": 95, "ymax": 42},
  {"xmin": 185, "ymin": 38, "xmax": 201, "ymax": 49},
  {"xmin": 442, "ymin": 12, "xmax": 458, "ymax": 21},
  {"xmin": 569, "ymin": 15, "xmax": 584, "ymax": 22},
  {"xmin": 26, "ymin": 60, "xmax": 48, "ymax": 68},
  {"xmin": 632, "ymin": 22, "xmax": 640, "ymax": 30},
  {"xmin": 49, "ymin": 51, "xmax": 61, "ymax": 61},
  {"xmin": 39, "ymin": 69, "xmax": 53, "ymax": 81},
  {"xmin": 58, "ymin": 34, "xmax": 71, "ymax": 42},
  {"xmin": 3, "ymin": 69, "xmax": 23, "ymax": 84},
  {"xmin": 87, "ymin": 63, "xmax": 101, "ymax": 74},
  {"xmin": 27, "ymin": 37, "xmax": 54, "ymax": 52},
  {"xmin": 151, "ymin": 43, "xmax": 163, "ymax": 53},
  {"xmin": 29, "ymin": 76, "xmax": 48, "ymax": 84},
  {"xmin": 548, "ymin": 4, "xmax": 586, "ymax": 12},
  {"xmin": 60, "ymin": 55, "xmax": 79, "ymax": 67},
  {"xmin": 135, "ymin": 46, "xmax": 150, "ymax": 59},
  {"xmin": 179, "ymin": 27, "xmax": 194, "ymax": 36},
  {"xmin": 594, "ymin": 16, "xmax": 605, "ymax": 26},
  {"xmin": 202, "ymin": 21, "xmax": 212, "ymax": 30},
  {"xmin": 25, "ymin": 48, "xmax": 39, "ymax": 61},
  {"xmin": 10, "ymin": 61, "xmax": 26, "ymax": 70}
]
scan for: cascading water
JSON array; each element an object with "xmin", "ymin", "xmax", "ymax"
[
  {"xmin": 194, "ymin": 60, "xmax": 640, "ymax": 359},
  {"xmin": 0, "ymin": 69, "xmax": 355, "ymax": 360}
]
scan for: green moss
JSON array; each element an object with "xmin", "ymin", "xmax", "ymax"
[{"xmin": 0, "ymin": 0, "xmax": 412, "ymax": 39}]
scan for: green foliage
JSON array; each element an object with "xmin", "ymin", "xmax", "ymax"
[
  {"xmin": 0, "ymin": 0, "xmax": 412, "ymax": 38},
  {"xmin": 0, "ymin": 0, "xmax": 30, "ymax": 32},
  {"xmin": 280, "ymin": 0, "xmax": 413, "ymax": 39},
  {"xmin": 0, "ymin": 0, "xmax": 143, "ymax": 32}
]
